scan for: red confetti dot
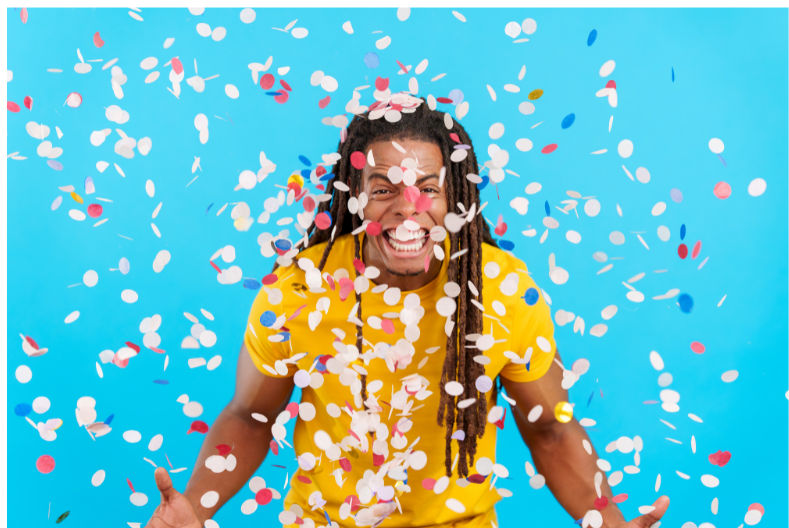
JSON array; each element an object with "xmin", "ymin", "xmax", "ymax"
[
  {"xmin": 87, "ymin": 204, "xmax": 103, "ymax": 218},
  {"xmin": 274, "ymin": 89, "xmax": 289, "ymax": 104},
  {"xmin": 611, "ymin": 493, "xmax": 628, "ymax": 504},
  {"xmin": 316, "ymin": 165, "xmax": 327, "ymax": 178},
  {"xmin": 26, "ymin": 336, "xmax": 39, "ymax": 350},
  {"xmin": 297, "ymin": 475, "xmax": 312, "ymax": 484},
  {"xmin": 395, "ymin": 60, "xmax": 409, "ymax": 74},
  {"xmin": 375, "ymin": 76, "xmax": 389, "ymax": 91},
  {"xmin": 365, "ymin": 221, "xmax": 382, "ymax": 236},
  {"xmin": 403, "ymin": 185, "xmax": 420, "ymax": 203},
  {"xmin": 691, "ymin": 240, "xmax": 702, "ymax": 259},
  {"xmin": 315, "ymin": 212, "xmax": 332, "ymax": 230},
  {"xmin": 467, "ymin": 474, "xmax": 486, "ymax": 484},
  {"xmin": 36, "ymin": 455, "xmax": 55, "ymax": 474},
  {"xmin": 436, "ymin": 97, "xmax": 453, "ymax": 104},
  {"xmin": 350, "ymin": 151, "xmax": 367, "ymax": 170},
  {"xmin": 255, "ymin": 488, "xmax": 273, "ymax": 505},
  {"xmin": 748, "ymin": 503, "xmax": 765, "ymax": 515},
  {"xmin": 713, "ymin": 181, "xmax": 731, "ymax": 199},
  {"xmin": 373, "ymin": 453, "xmax": 385, "ymax": 466},
  {"xmin": 279, "ymin": 79, "xmax": 292, "ymax": 92},
  {"xmin": 93, "ymin": 31, "xmax": 105, "ymax": 48},
  {"xmin": 343, "ymin": 495, "xmax": 362, "ymax": 512},
  {"xmin": 353, "ymin": 258, "xmax": 366, "ymax": 275},
  {"xmin": 210, "ymin": 260, "xmax": 222, "ymax": 273},
  {"xmin": 449, "ymin": 133, "xmax": 461, "ymax": 143},
  {"xmin": 188, "ymin": 420, "xmax": 209, "ymax": 434},
  {"xmin": 677, "ymin": 243, "xmax": 688, "ymax": 259},
  {"xmin": 690, "ymin": 341, "xmax": 706, "ymax": 354},
  {"xmin": 286, "ymin": 402, "xmax": 300, "ymax": 418},
  {"xmin": 415, "ymin": 194, "xmax": 432, "ymax": 213},
  {"xmin": 260, "ymin": 73, "xmax": 275, "ymax": 90},
  {"xmin": 421, "ymin": 478, "xmax": 436, "ymax": 491},
  {"xmin": 381, "ymin": 319, "xmax": 395, "ymax": 335},
  {"xmin": 339, "ymin": 458, "xmax": 352, "ymax": 472},
  {"xmin": 318, "ymin": 96, "xmax": 331, "ymax": 109},
  {"xmin": 262, "ymin": 273, "xmax": 278, "ymax": 286},
  {"xmin": 269, "ymin": 440, "xmax": 279, "ymax": 455},
  {"xmin": 216, "ymin": 444, "xmax": 232, "ymax": 456},
  {"xmin": 125, "ymin": 341, "xmax": 140, "ymax": 353},
  {"xmin": 171, "ymin": 58, "xmax": 183, "ymax": 75},
  {"xmin": 302, "ymin": 196, "xmax": 316, "ymax": 213},
  {"xmin": 7, "ymin": 101, "xmax": 20, "ymax": 112},
  {"xmin": 605, "ymin": 80, "xmax": 617, "ymax": 89},
  {"xmin": 24, "ymin": 96, "xmax": 33, "ymax": 111},
  {"xmin": 594, "ymin": 496, "xmax": 609, "ymax": 510},
  {"xmin": 541, "ymin": 143, "xmax": 558, "ymax": 154}
]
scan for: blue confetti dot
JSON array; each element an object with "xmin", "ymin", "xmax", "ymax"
[
  {"xmin": 278, "ymin": 332, "xmax": 291, "ymax": 342},
  {"xmin": 672, "ymin": 67, "xmax": 675, "ymax": 82},
  {"xmin": 274, "ymin": 239, "xmax": 292, "ymax": 252},
  {"xmin": 448, "ymin": 89, "xmax": 464, "ymax": 106},
  {"xmin": 525, "ymin": 361, "xmax": 531, "ymax": 372},
  {"xmin": 678, "ymin": 293, "xmax": 694, "ymax": 313},
  {"xmin": 264, "ymin": 91, "xmax": 280, "ymax": 96},
  {"xmin": 153, "ymin": 380, "xmax": 169, "ymax": 385},
  {"xmin": 364, "ymin": 52, "xmax": 380, "ymax": 68},
  {"xmin": 523, "ymin": 287, "xmax": 540, "ymax": 306},
  {"xmin": 499, "ymin": 240, "xmax": 515, "ymax": 251},
  {"xmin": 105, "ymin": 414, "xmax": 114, "ymax": 426},
  {"xmin": 300, "ymin": 169, "xmax": 311, "ymax": 179},
  {"xmin": 298, "ymin": 155, "xmax": 311, "ymax": 167},
  {"xmin": 680, "ymin": 224, "xmax": 686, "ymax": 241},
  {"xmin": 315, "ymin": 361, "xmax": 327, "ymax": 372},
  {"xmin": 561, "ymin": 113, "xmax": 576, "ymax": 129},
  {"xmin": 587, "ymin": 29, "xmax": 597, "ymax": 47},
  {"xmin": 260, "ymin": 310, "xmax": 277, "ymax": 327},
  {"xmin": 14, "ymin": 403, "xmax": 32, "ymax": 417},
  {"xmin": 319, "ymin": 172, "xmax": 333, "ymax": 181},
  {"xmin": 545, "ymin": 201, "xmax": 551, "ymax": 217},
  {"xmin": 477, "ymin": 175, "xmax": 489, "ymax": 190},
  {"xmin": 205, "ymin": 203, "xmax": 213, "ymax": 216},
  {"xmin": 243, "ymin": 279, "xmax": 261, "ymax": 290}
]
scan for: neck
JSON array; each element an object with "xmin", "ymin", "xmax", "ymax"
[{"xmin": 361, "ymin": 236, "xmax": 444, "ymax": 292}]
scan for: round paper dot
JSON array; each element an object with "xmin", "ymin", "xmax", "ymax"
[
  {"xmin": 445, "ymin": 381, "xmax": 464, "ymax": 396},
  {"xmin": 690, "ymin": 341, "xmax": 705, "ymax": 354},
  {"xmin": 123, "ymin": 430, "xmax": 142, "ymax": 443},
  {"xmin": 225, "ymin": 84, "xmax": 239, "ymax": 99},
  {"xmin": 721, "ymin": 370, "xmax": 738, "ymax": 383},
  {"xmin": 91, "ymin": 469, "xmax": 105, "ymax": 486},
  {"xmin": 32, "ymin": 397, "xmax": 51, "ymax": 414},
  {"xmin": 201, "ymin": 491, "xmax": 220, "ymax": 508},
  {"xmin": 709, "ymin": 138, "xmax": 724, "ymax": 154},
  {"xmin": 748, "ymin": 178, "xmax": 766, "ymax": 197},
  {"xmin": 670, "ymin": 188, "xmax": 683, "ymax": 203},
  {"xmin": 584, "ymin": 199, "xmax": 601, "ymax": 217},
  {"xmin": 16, "ymin": 365, "xmax": 32, "ymax": 383},
  {"xmin": 65, "ymin": 311, "xmax": 80, "ymax": 324},
  {"xmin": 130, "ymin": 492, "xmax": 148, "ymax": 506},
  {"xmin": 713, "ymin": 181, "xmax": 731, "ymax": 199},
  {"xmin": 609, "ymin": 231, "xmax": 625, "ymax": 245},
  {"xmin": 617, "ymin": 139, "xmax": 633, "ymax": 158},
  {"xmin": 701, "ymin": 474, "xmax": 719, "ymax": 488},
  {"xmin": 445, "ymin": 498, "xmax": 466, "ymax": 513},
  {"xmin": 516, "ymin": 138, "xmax": 533, "ymax": 151},
  {"xmin": 240, "ymin": 8, "xmax": 256, "ymax": 23},
  {"xmin": 36, "ymin": 455, "xmax": 55, "ymax": 474},
  {"xmin": 121, "ymin": 289, "xmax": 138, "ymax": 303},
  {"xmin": 489, "ymin": 123, "xmax": 504, "ymax": 140},
  {"xmin": 83, "ymin": 270, "xmax": 99, "ymax": 287}
]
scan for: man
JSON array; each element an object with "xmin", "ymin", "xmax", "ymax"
[{"xmin": 144, "ymin": 92, "xmax": 669, "ymax": 528}]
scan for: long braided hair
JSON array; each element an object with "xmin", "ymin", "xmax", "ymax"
[{"xmin": 281, "ymin": 96, "xmax": 498, "ymax": 478}]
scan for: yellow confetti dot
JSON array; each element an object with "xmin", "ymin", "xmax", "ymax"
[
  {"xmin": 288, "ymin": 173, "xmax": 304, "ymax": 187},
  {"xmin": 70, "ymin": 191, "xmax": 83, "ymax": 204},
  {"xmin": 528, "ymin": 89, "xmax": 544, "ymax": 101},
  {"xmin": 554, "ymin": 401, "xmax": 573, "ymax": 423}
]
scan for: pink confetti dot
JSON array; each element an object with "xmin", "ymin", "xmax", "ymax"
[
  {"xmin": 612, "ymin": 493, "xmax": 628, "ymax": 503},
  {"xmin": 421, "ymin": 478, "xmax": 436, "ymax": 491},
  {"xmin": 541, "ymin": 143, "xmax": 558, "ymax": 154},
  {"xmin": 262, "ymin": 274, "xmax": 278, "ymax": 286},
  {"xmin": 403, "ymin": 185, "xmax": 420, "ymax": 203},
  {"xmin": 7, "ymin": 101, "xmax": 20, "ymax": 112},
  {"xmin": 274, "ymin": 90, "xmax": 289, "ymax": 104},
  {"xmin": 269, "ymin": 440, "xmax": 279, "ymax": 455},
  {"xmin": 350, "ymin": 151, "xmax": 366, "ymax": 170},
  {"xmin": 318, "ymin": 96, "xmax": 331, "ymax": 109},
  {"xmin": 302, "ymin": 196, "xmax": 316, "ymax": 213},
  {"xmin": 381, "ymin": 319, "xmax": 395, "ymax": 335},
  {"xmin": 415, "ymin": 194, "xmax": 432, "ymax": 213},
  {"xmin": 690, "ymin": 341, "xmax": 706, "ymax": 354},
  {"xmin": 365, "ymin": 222, "xmax": 382, "ymax": 236},
  {"xmin": 93, "ymin": 31, "xmax": 105, "ymax": 48},
  {"xmin": 87, "ymin": 204, "xmax": 103, "ymax": 218},
  {"xmin": 691, "ymin": 240, "xmax": 702, "ymax": 259},
  {"xmin": 713, "ymin": 181, "xmax": 731, "ymax": 199},
  {"xmin": 297, "ymin": 475, "xmax": 312, "ymax": 484},
  {"xmin": 36, "ymin": 455, "xmax": 55, "ymax": 474},
  {"xmin": 286, "ymin": 402, "xmax": 299, "ymax": 419},
  {"xmin": 255, "ymin": 488, "xmax": 273, "ymax": 505},
  {"xmin": 748, "ymin": 503, "xmax": 765, "ymax": 515},
  {"xmin": 171, "ymin": 57, "xmax": 183, "ymax": 75},
  {"xmin": 259, "ymin": 73, "xmax": 275, "ymax": 90},
  {"xmin": 315, "ymin": 212, "xmax": 332, "ymax": 230}
]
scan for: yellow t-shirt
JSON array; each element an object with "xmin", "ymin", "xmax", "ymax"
[{"xmin": 244, "ymin": 233, "xmax": 557, "ymax": 528}]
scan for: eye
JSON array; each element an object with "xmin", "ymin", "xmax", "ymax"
[{"xmin": 421, "ymin": 187, "xmax": 439, "ymax": 194}]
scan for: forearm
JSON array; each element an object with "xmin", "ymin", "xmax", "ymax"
[
  {"xmin": 182, "ymin": 404, "xmax": 275, "ymax": 524},
  {"xmin": 523, "ymin": 418, "xmax": 626, "ymax": 527}
]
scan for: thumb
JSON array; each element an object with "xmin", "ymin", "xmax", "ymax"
[
  {"xmin": 154, "ymin": 466, "xmax": 180, "ymax": 503},
  {"xmin": 631, "ymin": 496, "xmax": 670, "ymax": 527}
]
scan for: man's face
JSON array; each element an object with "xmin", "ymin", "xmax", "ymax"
[{"xmin": 359, "ymin": 138, "xmax": 448, "ymax": 278}]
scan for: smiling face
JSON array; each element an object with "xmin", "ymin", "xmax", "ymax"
[{"xmin": 359, "ymin": 138, "xmax": 448, "ymax": 290}]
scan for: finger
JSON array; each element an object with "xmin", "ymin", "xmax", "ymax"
[
  {"xmin": 632, "ymin": 495, "xmax": 670, "ymax": 527},
  {"xmin": 154, "ymin": 466, "xmax": 179, "ymax": 503}
]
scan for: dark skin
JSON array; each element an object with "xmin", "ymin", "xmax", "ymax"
[{"xmin": 144, "ymin": 139, "xmax": 669, "ymax": 528}]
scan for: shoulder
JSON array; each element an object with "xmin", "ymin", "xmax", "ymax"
[{"xmin": 481, "ymin": 243, "xmax": 541, "ymax": 305}]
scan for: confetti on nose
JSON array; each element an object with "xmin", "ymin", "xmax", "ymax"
[{"xmin": 404, "ymin": 186, "xmax": 420, "ymax": 203}]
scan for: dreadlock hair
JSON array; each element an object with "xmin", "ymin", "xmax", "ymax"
[{"xmin": 274, "ymin": 96, "xmax": 498, "ymax": 478}]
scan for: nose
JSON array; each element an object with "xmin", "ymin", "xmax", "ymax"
[{"xmin": 390, "ymin": 188, "xmax": 418, "ymax": 219}]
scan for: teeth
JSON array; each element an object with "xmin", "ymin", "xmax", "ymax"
[
  {"xmin": 387, "ymin": 228, "xmax": 426, "ymax": 242},
  {"xmin": 388, "ymin": 236, "xmax": 425, "ymax": 252}
]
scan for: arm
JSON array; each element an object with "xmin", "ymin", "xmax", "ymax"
[
  {"xmin": 145, "ymin": 342, "xmax": 295, "ymax": 528},
  {"xmin": 501, "ymin": 351, "xmax": 669, "ymax": 527},
  {"xmin": 182, "ymin": 342, "xmax": 295, "ymax": 524}
]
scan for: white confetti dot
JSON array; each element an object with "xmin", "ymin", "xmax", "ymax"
[
  {"xmin": 609, "ymin": 231, "xmax": 625, "ymax": 245},
  {"xmin": 201, "ymin": 490, "xmax": 220, "ymax": 508},
  {"xmin": 701, "ymin": 474, "xmax": 719, "ymax": 488},
  {"xmin": 145, "ymin": 179, "xmax": 155, "ymax": 198},
  {"xmin": 721, "ymin": 370, "xmax": 738, "ymax": 382},
  {"xmin": 130, "ymin": 492, "xmax": 148, "ymax": 506},
  {"xmin": 123, "ymin": 430, "xmax": 142, "ymax": 443},
  {"xmin": 522, "ymin": 18, "xmax": 537, "ymax": 35},
  {"xmin": 148, "ymin": 434, "xmax": 163, "ymax": 451},
  {"xmin": 652, "ymin": 202, "xmax": 667, "ymax": 216},
  {"xmin": 196, "ymin": 23, "xmax": 212, "ymax": 37},
  {"xmin": 657, "ymin": 225, "xmax": 671, "ymax": 241},
  {"xmin": 65, "ymin": 311, "xmax": 80, "ymax": 324},
  {"xmin": 240, "ymin": 8, "xmax": 255, "ymax": 23},
  {"xmin": 518, "ymin": 101, "xmax": 535, "ymax": 115},
  {"xmin": 708, "ymin": 138, "xmax": 724, "ymax": 154},
  {"xmin": 599, "ymin": 60, "xmax": 616, "ymax": 77},
  {"xmin": 33, "ymin": 396, "xmax": 51, "ymax": 413},
  {"xmin": 617, "ymin": 139, "xmax": 633, "ymax": 158},
  {"xmin": 649, "ymin": 351, "xmax": 664, "ymax": 371},
  {"xmin": 504, "ymin": 21, "xmax": 521, "ymax": 38},
  {"xmin": 291, "ymin": 27, "xmax": 309, "ymax": 39},
  {"xmin": 183, "ymin": 401, "xmax": 203, "ymax": 418},
  {"xmin": 16, "ymin": 365, "xmax": 32, "ymax": 383},
  {"xmin": 69, "ymin": 209, "xmax": 86, "ymax": 221},
  {"xmin": 199, "ymin": 330, "xmax": 217, "ymax": 347},
  {"xmin": 445, "ymin": 498, "xmax": 466, "ymax": 513},
  {"xmin": 212, "ymin": 27, "xmax": 227, "ymax": 41},
  {"xmin": 445, "ymin": 381, "xmax": 464, "ymax": 396},
  {"xmin": 584, "ymin": 199, "xmax": 601, "ymax": 217},
  {"xmin": 489, "ymin": 123, "xmax": 505, "ymax": 140},
  {"xmin": 121, "ymin": 289, "xmax": 138, "ymax": 303},
  {"xmin": 225, "ymin": 84, "xmax": 239, "ymax": 99},
  {"xmin": 91, "ymin": 469, "xmax": 105, "ymax": 486},
  {"xmin": 748, "ymin": 178, "xmax": 766, "ymax": 197}
]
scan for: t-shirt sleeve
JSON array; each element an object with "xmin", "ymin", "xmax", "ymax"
[
  {"xmin": 244, "ymin": 284, "xmax": 298, "ymax": 378},
  {"xmin": 499, "ymin": 273, "xmax": 557, "ymax": 383}
]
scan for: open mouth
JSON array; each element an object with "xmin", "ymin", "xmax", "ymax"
[{"xmin": 383, "ymin": 228, "xmax": 428, "ymax": 253}]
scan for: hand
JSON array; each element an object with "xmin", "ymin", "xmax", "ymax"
[
  {"xmin": 617, "ymin": 496, "xmax": 669, "ymax": 528},
  {"xmin": 144, "ymin": 467, "xmax": 202, "ymax": 528}
]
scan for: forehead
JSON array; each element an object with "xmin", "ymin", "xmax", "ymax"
[{"xmin": 364, "ymin": 138, "xmax": 443, "ymax": 171}]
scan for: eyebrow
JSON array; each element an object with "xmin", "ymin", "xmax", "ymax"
[{"xmin": 367, "ymin": 174, "xmax": 439, "ymax": 185}]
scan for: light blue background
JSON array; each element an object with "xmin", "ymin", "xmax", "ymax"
[{"xmin": 7, "ymin": 7, "xmax": 787, "ymax": 527}]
